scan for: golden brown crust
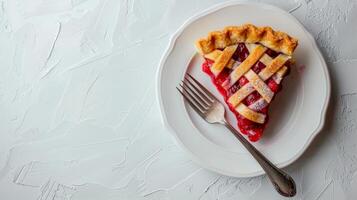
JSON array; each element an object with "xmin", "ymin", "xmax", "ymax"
[
  {"xmin": 204, "ymin": 50, "xmax": 235, "ymax": 69},
  {"xmin": 259, "ymin": 54, "xmax": 290, "ymax": 80},
  {"xmin": 195, "ymin": 24, "xmax": 298, "ymax": 56},
  {"xmin": 235, "ymin": 103, "xmax": 266, "ymax": 124},
  {"xmin": 211, "ymin": 45, "xmax": 237, "ymax": 76}
]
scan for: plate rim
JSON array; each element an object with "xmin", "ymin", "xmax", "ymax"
[{"xmin": 156, "ymin": 1, "xmax": 331, "ymax": 177}]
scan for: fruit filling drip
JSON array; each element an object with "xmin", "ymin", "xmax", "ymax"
[{"xmin": 202, "ymin": 43, "xmax": 290, "ymax": 142}]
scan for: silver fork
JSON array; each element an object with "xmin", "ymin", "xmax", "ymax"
[{"xmin": 177, "ymin": 74, "xmax": 296, "ymax": 197}]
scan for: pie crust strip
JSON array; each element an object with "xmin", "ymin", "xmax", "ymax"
[
  {"xmin": 211, "ymin": 45, "xmax": 238, "ymax": 76},
  {"xmin": 235, "ymin": 103, "xmax": 266, "ymax": 124}
]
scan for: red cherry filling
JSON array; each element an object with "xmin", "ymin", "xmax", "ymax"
[
  {"xmin": 238, "ymin": 77, "xmax": 249, "ymax": 87},
  {"xmin": 245, "ymin": 91, "xmax": 261, "ymax": 106},
  {"xmin": 252, "ymin": 61, "xmax": 266, "ymax": 74},
  {"xmin": 232, "ymin": 43, "xmax": 250, "ymax": 62},
  {"xmin": 227, "ymin": 82, "xmax": 240, "ymax": 97},
  {"xmin": 201, "ymin": 43, "xmax": 290, "ymax": 141},
  {"xmin": 267, "ymin": 79, "xmax": 280, "ymax": 93}
]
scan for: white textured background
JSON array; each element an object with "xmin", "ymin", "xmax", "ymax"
[{"xmin": 0, "ymin": 0, "xmax": 356, "ymax": 199}]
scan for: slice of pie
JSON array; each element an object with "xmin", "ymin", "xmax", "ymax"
[{"xmin": 195, "ymin": 24, "xmax": 298, "ymax": 142}]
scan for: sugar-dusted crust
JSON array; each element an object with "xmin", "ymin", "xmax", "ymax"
[
  {"xmin": 244, "ymin": 70, "xmax": 274, "ymax": 103},
  {"xmin": 195, "ymin": 24, "xmax": 298, "ymax": 56},
  {"xmin": 235, "ymin": 103, "xmax": 266, "ymax": 124}
]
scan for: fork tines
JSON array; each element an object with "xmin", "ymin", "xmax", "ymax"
[{"xmin": 176, "ymin": 74, "xmax": 215, "ymax": 116}]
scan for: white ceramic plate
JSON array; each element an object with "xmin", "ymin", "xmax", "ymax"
[{"xmin": 156, "ymin": 1, "xmax": 330, "ymax": 177}]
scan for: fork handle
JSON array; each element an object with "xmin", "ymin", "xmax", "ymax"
[{"xmin": 223, "ymin": 121, "xmax": 296, "ymax": 197}]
